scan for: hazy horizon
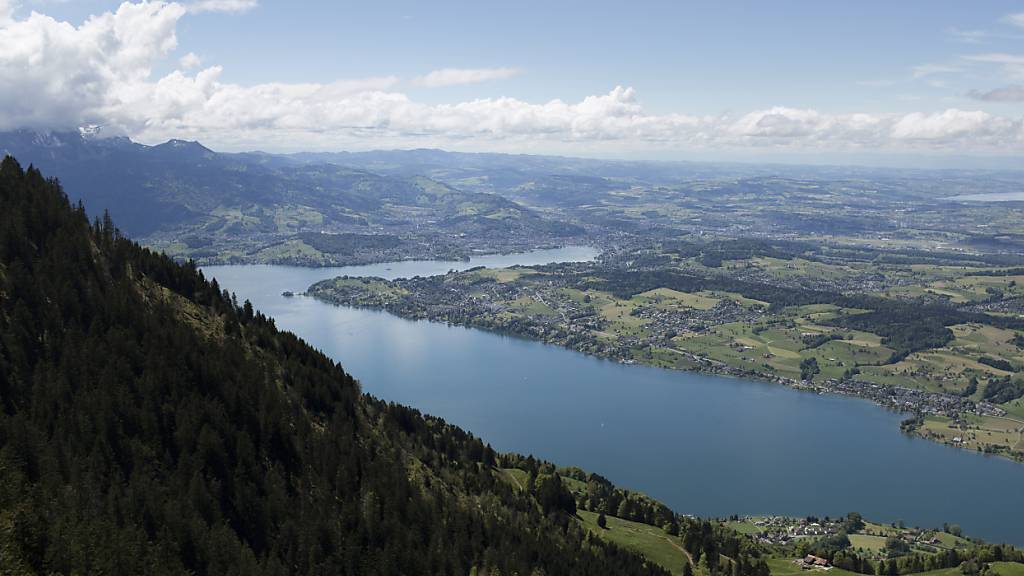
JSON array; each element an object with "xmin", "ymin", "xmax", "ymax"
[{"xmin": 16, "ymin": 126, "xmax": 1024, "ymax": 173}]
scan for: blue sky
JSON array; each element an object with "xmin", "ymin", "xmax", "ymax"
[{"xmin": 3, "ymin": 0, "xmax": 1024, "ymax": 164}]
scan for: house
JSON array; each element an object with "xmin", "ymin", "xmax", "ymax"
[{"xmin": 799, "ymin": 555, "xmax": 831, "ymax": 569}]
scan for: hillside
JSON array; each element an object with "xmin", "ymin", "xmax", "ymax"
[
  {"xmin": 0, "ymin": 157, "xmax": 661, "ymax": 574},
  {"xmin": 0, "ymin": 131, "xmax": 582, "ymax": 266}
]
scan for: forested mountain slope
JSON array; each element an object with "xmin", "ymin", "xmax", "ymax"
[{"xmin": 0, "ymin": 156, "xmax": 662, "ymax": 575}]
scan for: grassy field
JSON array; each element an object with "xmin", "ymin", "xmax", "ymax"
[
  {"xmin": 918, "ymin": 414, "xmax": 1024, "ymax": 453},
  {"xmin": 990, "ymin": 562, "xmax": 1024, "ymax": 576},
  {"xmin": 639, "ymin": 287, "xmax": 721, "ymax": 310},
  {"xmin": 848, "ymin": 534, "xmax": 888, "ymax": 553},
  {"xmin": 497, "ymin": 467, "xmax": 529, "ymax": 491},
  {"xmin": 509, "ymin": 294, "xmax": 559, "ymax": 316},
  {"xmin": 905, "ymin": 563, "xmax": 1024, "ymax": 576},
  {"xmin": 858, "ymin": 522, "xmax": 906, "ymax": 538},
  {"xmin": 904, "ymin": 568, "xmax": 963, "ymax": 576},
  {"xmin": 930, "ymin": 532, "xmax": 966, "ymax": 549},
  {"xmin": 470, "ymin": 267, "xmax": 535, "ymax": 283},
  {"xmin": 577, "ymin": 510, "xmax": 691, "ymax": 576},
  {"xmin": 677, "ymin": 313, "xmax": 897, "ymax": 383},
  {"xmin": 255, "ymin": 238, "xmax": 325, "ymax": 262},
  {"xmin": 1004, "ymin": 398, "xmax": 1024, "ymax": 420},
  {"xmin": 725, "ymin": 520, "xmax": 764, "ymax": 536}
]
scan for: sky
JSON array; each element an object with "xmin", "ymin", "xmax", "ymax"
[{"xmin": 1, "ymin": 0, "xmax": 1024, "ymax": 165}]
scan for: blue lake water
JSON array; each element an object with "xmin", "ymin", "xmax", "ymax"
[{"xmin": 203, "ymin": 246, "xmax": 1024, "ymax": 546}]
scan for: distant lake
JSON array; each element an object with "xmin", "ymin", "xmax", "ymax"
[
  {"xmin": 946, "ymin": 192, "xmax": 1024, "ymax": 202},
  {"xmin": 204, "ymin": 246, "xmax": 1024, "ymax": 546}
]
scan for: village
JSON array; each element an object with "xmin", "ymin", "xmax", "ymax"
[{"xmin": 727, "ymin": 515, "xmax": 971, "ymax": 569}]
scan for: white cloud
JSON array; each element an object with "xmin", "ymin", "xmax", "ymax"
[
  {"xmin": 911, "ymin": 63, "xmax": 960, "ymax": 79},
  {"xmin": 962, "ymin": 52, "xmax": 1024, "ymax": 80},
  {"xmin": 0, "ymin": 1, "xmax": 186, "ymax": 130},
  {"xmin": 890, "ymin": 109, "xmax": 1017, "ymax": 142},
  {"xmin": 413, "ymin": 67, "xmax": 521, "ymax": 88},
  {"xmin": 1004, "ymin": 13, "xmax": 1024, "ymax": 29},
  {"xmin": 186, "ymin": 0, "xmax": 257, "ymax": 14},
  {"xmin": 0, "ymin": 1, "xmax": 1022, "ymax": 155},
  {"xmin": 947, "ymin": 28, "xmax": 988, "ymax": 44},
  {"xmin": 179, "ymin": 51, "xmax": 201, "ymax": 69},
  {"xmin": 0, "ymin": 0, "xmax": 15, "ymax": 25}
]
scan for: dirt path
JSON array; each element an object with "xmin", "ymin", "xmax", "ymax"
[
  {"xmin": 505, "ymin": 470, "xmax": 524, "ymax": 491},
  {"xmin": 665, "ymin": 537, "xmax": 694, "ymax": 566}
]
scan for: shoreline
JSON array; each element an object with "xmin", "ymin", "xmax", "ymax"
[
  {"xmin": 306, "ymin": 289, "xmax": 1024, "ymax": 465},
  {"xmin": 169, "ymin": 241, "xmax": 607, "ymax": 269}
]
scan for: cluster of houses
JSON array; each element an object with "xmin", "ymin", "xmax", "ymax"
[
  {"xmin": 964, "ymin": 296, "xmax": 1024, "ymax": 316},
  {"xmin": 748, "ymin": 516, "xmax": 843, "ymax": 546},
  {"xmin": 798, "ymin": 377, "xmax": 1008, "ymax": 421},
  {"xmin": 630, "ymin": 298, "xmax": 765, "ymax": 337}
]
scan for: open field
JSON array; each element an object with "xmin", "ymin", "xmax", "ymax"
[
  {"xmin": 578, "ymin": 510, "xmax": 690, "ymax": 576},
  {"xmin": 726, "ymin": 520, "xmax": 764, "ymax": 536},
  {"xmin": 917, "ymin": 414, "xmax": 1024, "ymax": 454},
  {"xmin": 848, "ymin": 534, "xmax": 887, "ymax": 553},
  {"xmin": 990, "ymin": 562, "xmax": 1024, "ymax": 576},
  {"xmin": 497, "ymin": 467, "xmax": 530, "ymax": 491},
  {"xmin": 902, "ymin": 563, "xmax": 1024, "ymax": 576},
  {"xmin": 1004, "ymin": 398, "xmax": 1024, "ymax": 420},
  {"xmin": 639, "ymin": 287, "xmax": 722, "ymax": 310}
]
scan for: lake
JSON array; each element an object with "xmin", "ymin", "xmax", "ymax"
[{"xmin": 203, "ymin": 246, "xmax": 1024, "ymax": 546}]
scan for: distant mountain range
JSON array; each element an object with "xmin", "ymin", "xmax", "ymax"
[
  {"xmin": 0, "ymin": 130, "xmax": 589, "ymax": 265},
  {"xmin": 6, "ymin": 129, "xmax": 1024, "ymax": 267}
]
